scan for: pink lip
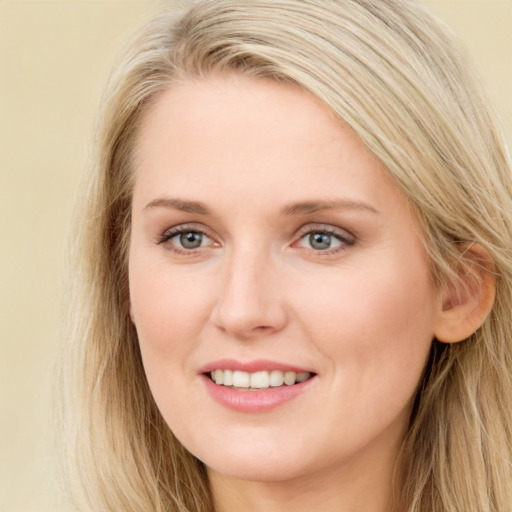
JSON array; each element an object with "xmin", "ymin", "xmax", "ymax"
[
  {"xmin": 198, "ymin": 358, "xmax": 313, "ymax": 374},
  {"xmin": 199, "ymin": 360, "xmax": 317, "ymax": 413},
  {"xmin": 201, "ymin": 375, "xmax": 315, "ymax": 413}
]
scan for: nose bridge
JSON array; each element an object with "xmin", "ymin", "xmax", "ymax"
[{"xmin": 212, "ymin": 242, "xmax": 287, "ymax": 338}]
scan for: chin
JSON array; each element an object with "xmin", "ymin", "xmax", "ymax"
[
  {"xmin": 184, "ymin": 433, "xmax": 334, "ymax": 484},
  {"xmin": 205, "ymin": 455, "xmax": 314, "ymax": 484}
]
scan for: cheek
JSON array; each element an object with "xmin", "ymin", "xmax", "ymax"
[
  {"xmin": 128, "ymin": 256, "xmax": 213, "ymax": 370},
  {"xmin": 299, "ymin": 258, "xmax": 435, "ymax": 334},
  {"xmin": 128, "ymin": 257, "xmax": 216, "ymax": 431},
  {"xmin": 293, "ymin": 255, "xmax": 437, "ymax": 402}
]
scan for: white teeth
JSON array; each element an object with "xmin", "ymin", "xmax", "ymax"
[
  {"xmin": 232, "ymin": 370, "xmax": 250, "ymax": 388},
  {"xmin": 284, "ymin": 371, "xmax": 296, "ymax": 386},
  {"xmin": 213, "ymin": 369, "xmax": 223, "ymax": 385},
  {"xmin": 269, "ymin": 370, "xmax": 284, "ymax": 387},
  {"xmin": 250, "ymin": 371, "xmax": 270, "ymax": 388},
  {"xmin": 209, "ymin": 369, "xmax": 312, "ymax": 389},
  {"xmin": 223, "ymin": 369, "xmax": 233, "ymax": 386}
]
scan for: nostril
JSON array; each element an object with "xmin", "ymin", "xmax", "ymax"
[{"xmin": 254, "ymin": 325, "xmax": 273, "ymax": 332}]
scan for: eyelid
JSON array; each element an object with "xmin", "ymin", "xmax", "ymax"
[
  {"xmin": 156, "ymin": 223, "xmax": 219, "ymax": 251},
  {"xmin": 294, "ymin": 223, "xmax": 355, "ymax": 240}
]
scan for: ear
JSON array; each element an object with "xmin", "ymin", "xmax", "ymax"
[{"xmin": 434, "ymin": 243, "xmax": 496, "ymax": 343}]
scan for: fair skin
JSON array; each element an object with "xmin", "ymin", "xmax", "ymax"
[{"xmin": 128, "ymin": 74, "xmax": 493, "ymax": 512}]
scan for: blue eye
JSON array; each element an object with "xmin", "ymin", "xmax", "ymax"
[
  {"xmin": 158, "ymin": 227, "xmax": 213, "ymax": 252},
  {"xmin": 296, "ymin": 228, "xmax": 354, "ymax": 252},
  {"xmin": 175, "ymin": 231, "xmax": 204, "ymax": 249},
  {"xmin": 307, "ymin": 232, "xmax": 338, "ymax": 250}
]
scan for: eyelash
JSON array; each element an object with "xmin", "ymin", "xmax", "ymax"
[
  {"xmin": 156, "ymin": 224, "xmax": 215, "ymax": 254},
  {"xmin": 293, "ymin": 226, "xmax": 355, "ymax": 255},
  {"xmin": 156, "ymin": 223, "xmax": 356, "ymax": 256}
]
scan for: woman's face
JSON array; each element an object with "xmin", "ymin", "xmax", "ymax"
[{"xmin": 129, "ymin": 74, "xmax": 441, "ymax": 483}]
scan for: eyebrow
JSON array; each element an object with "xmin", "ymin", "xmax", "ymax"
[
  {"xmin": 144, "ymin": 197, "xmax": 379, "ymax": 216},
  {"xmin": 144, "ymin": 198, "xmax": 210, "ymax": 215},
  {"xmin": 280, "ymin": 200, "xmax": 379, "ymax": 216}
]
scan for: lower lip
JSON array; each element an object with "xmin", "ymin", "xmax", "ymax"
[{"xmin": 201, "ymin": 374, "xmax": 316, "ymax": 413}]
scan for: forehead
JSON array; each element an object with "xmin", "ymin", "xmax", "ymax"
[{"xmin": 132, "ymin": 74, "xmax": 406, "ymax": 218}]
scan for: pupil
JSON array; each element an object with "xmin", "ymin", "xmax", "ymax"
[
  {"xmin": 310, "ymin": 233, "xmax": 331, "ymax": 250},
  {"xmin": 180, "ymin": 232, "xmax": 202, "ymax": 249}
]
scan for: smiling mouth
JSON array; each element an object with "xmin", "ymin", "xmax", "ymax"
[{"xmin": 208, "ymin": 369, "xmax": 314, "ymax": 390}]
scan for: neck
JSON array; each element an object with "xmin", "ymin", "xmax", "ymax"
[{"xmin": 208, "ymin": 433, "xmax": 401, "ymax": 512}]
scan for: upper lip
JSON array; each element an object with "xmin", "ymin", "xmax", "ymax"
[{"xmin": 198, "ymin": 358, "xmax": 314, "ymax": 374}]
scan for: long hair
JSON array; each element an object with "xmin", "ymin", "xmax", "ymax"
[{"xmin": 58, "ymin": 1, "xmax": 512, "ymax": 510}]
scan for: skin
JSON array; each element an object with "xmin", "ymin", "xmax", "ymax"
[{"xmin": 129, "ymin": 74, "xmax": 447, "ymax": 512}]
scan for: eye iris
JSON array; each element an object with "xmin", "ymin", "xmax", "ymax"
[
  {"xmin": 309, "ymin": 232, "xmax": 331, "ymax": 250},
  {"xmin": 180, "ymin": 232, "xmax": 203, "ymax": 249}
]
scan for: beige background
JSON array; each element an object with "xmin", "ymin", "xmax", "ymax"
[{"xmin": 0, "ymin": 1, "xmax": 510, "ymax": 511}]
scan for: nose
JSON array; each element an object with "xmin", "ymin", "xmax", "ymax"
[{"xmin": 211, "ymin": 248, "xmax": 288, "ymax": 340}]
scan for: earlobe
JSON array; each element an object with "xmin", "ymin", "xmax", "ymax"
[{"xmin": 434, "ymin": 243, "xmax": 496, "ymax": 343}]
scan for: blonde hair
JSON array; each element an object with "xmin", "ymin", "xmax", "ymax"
[{"xmin": 59, "ymin": 1, "xmax": 512, "ymax": 511}]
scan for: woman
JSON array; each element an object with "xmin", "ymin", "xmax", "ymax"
[{"xmin": 59, "ymin": 1, "xmax": 512, "ymax": 511}]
